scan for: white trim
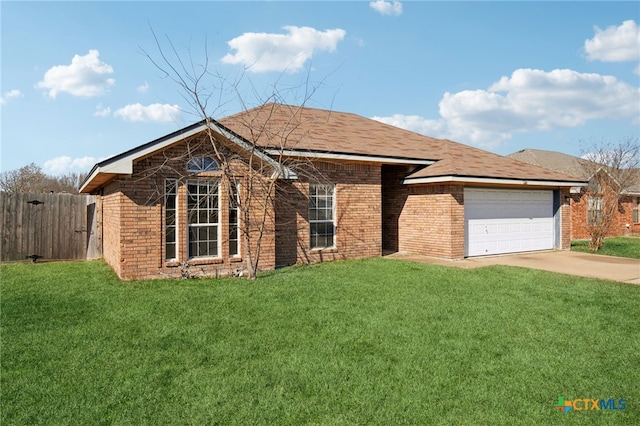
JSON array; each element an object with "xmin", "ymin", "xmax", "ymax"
[
  {"xmin": 186, "ymin": 179, "xmax": 222, "ymax": 259},
  {"xmin": 403, "ymin": 175, "xmax": 588, "ymax": 187},
  {"xmin": 265, "ymin": 149, "xmax": 435, "ymax": 165},
  {"xmin": 309, "ymin": 183, "xmax": 337, "ymax": 250},
  {"xmin": 229, "ymin": 181, "xmax": 241, "ymax": 258},
  {"xmin": 164, "ymin": 178, "xmax": 178, "ymax": 262}
]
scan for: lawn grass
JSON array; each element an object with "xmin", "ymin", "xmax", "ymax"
[
  {"xmin": 571, "ymin": 236, "xmax": 640, "ymax": 259},
  {"xmin": 2, "ymin": 258, "xmax": 639, "ymax": 425}
]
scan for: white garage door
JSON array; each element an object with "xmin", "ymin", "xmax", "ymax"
[{"xmin": 465, "ymin": 188, "xmax": 555, "ymax": 257}]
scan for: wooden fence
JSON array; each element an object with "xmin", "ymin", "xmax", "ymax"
[{"xmin": 0, "ymin": 192, "xmax": 102, "ymax": 262}]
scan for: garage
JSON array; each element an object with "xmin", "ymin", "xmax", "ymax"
[{"xmin": 465, "ymin": 188, "xmax": 556, "ymax": 257}]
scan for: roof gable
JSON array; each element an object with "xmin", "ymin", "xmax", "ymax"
[{"xmin": 80, "ymin": 118, "xmax": 296, "ymax": 193}]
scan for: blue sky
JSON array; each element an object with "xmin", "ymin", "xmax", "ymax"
[{"xmin": 1, "ymin": 1, "xmax": 639, "ymax": 175}]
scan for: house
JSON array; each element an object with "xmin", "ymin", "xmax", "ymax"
[
  {"xmin": 81, "ymin": 103, "xmax": 586, "ymax": 280},
  {"xmin": 508, "ymin": 149, "xmax": 640, "ymax": 239}
]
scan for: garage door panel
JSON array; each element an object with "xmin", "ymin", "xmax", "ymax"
[{"xmin": 465, "ymin": 188, "xmax": 554, "ymax": 257}]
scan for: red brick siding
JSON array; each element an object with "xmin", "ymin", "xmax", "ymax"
[
  {"xmin": 101, "ymin": 183, "xmax": 122, "ymax": 278},
  {"xmin": 99, "ymin": 138, "xmax": 276, "ymax": 280},
  {"xmin": 570, "ymin": 189, "xmax": 638, "ymax": 239},
  {"xmin": 382, "ymin": 165, "xmax": 465, "ymax": 260},
  {"xmin": 560, "ymin": 188, "xmax": 571, "ymax": 250},
  {"xmin": 397, "ymin": 184, "xmax": 465, "ymax": 259},
  {"xmin": 275, "ymin": 161, "xmax": 382, "ymax": 266}
]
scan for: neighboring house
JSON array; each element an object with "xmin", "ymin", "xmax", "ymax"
[
  {"xmin": 508, "ymin": 149, "xmax": 640, "ymax": 239},
  {"xmin": 81, "ymin": 103, "xmax": 585, "ymax": 280}
]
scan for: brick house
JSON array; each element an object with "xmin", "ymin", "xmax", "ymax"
[
  {"xmin": 81, "ymin": 104, "xmax": 585, "ymax": 280},
  {"xmin": 509, "ymin": 149, "xmax": 640, "ymax": 239}
]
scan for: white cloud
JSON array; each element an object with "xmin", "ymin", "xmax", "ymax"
[
  {"xmin": 371, "ymin": 114, "xmax": 444, "ymax": 136},
  {"xmin": 0, "ymin": 89, "xmax": 24, "ymax": 105},
  {"xmin": 94, "ymin": 103, "xmax": 111, "ymax": 117},
  {"xmin": 584, "ymin": 20, "xmax": 640, "ymax": 62},
  {"xmin": 35, "ymin": 49, "xmax": 115, "ymax": 98},
  {"xmin": 44, "ymin": 155, "xmax": 97, "ymax": 174},
  {"xmin": 113, "ymin": 103, "xmax": 181, "ymax": 123},
  {"xmin": 137, "ymin": 82, "xmax": 149, "ymax": 93},
  {"xmin": 221, "ymin": 25, "xmax": 346, "ymax": 73},
  {"xmin": 372, "ymin": 68, "xmax": 640, "ymax": 148},
  {"xmin": 369, "ymin": 0, "xmax": 403, "ymax": 16}
]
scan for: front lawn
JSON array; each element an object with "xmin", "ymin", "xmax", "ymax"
[
  {"xmin": 2, "ymin": 259, "xmax": 639, "ymax": 425},
  {"xmin": 571, "ymin": 236, "xmax": 640, "ymax": 259}
]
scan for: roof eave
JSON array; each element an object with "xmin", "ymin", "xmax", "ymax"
[
  {"xmin": 402, "ymin": 175, "xmax": 588, "ymax": 187},
  {"xmin": 264, "ymin": 148, "xmax": 436, "ymax": 165}
]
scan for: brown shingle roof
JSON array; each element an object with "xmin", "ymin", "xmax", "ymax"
[
  {"xmin": 509, "ymin": 149, "xmax": 640, "ymax": 193},
  {"xmin": 220, "ymin": 103, "xmax": 585, "ymax": 184},
  {"xmin": 508, "ymin": 149, "xmax": 592, "ymax": 179}
]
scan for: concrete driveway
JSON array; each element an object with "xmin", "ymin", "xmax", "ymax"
[{"xmin": 386, "ymin": 250, "xmax": 640, "ymax": 284}]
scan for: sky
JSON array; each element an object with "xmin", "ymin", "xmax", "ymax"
[{"xmin": 1, "ymin": 1, "xmax": 639, "ymax": 175}]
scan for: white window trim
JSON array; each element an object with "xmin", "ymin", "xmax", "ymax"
[
  {"xmin": 229, "ymin": 181, "xmax": 241, "ymax": 258},
  {"xmin": 309, "ymin": 183, "xmax": 336, "ymax": 250},
  {"xmin": 187, "ymin": 179, "xmax": 221, "ymax": 259},
  {"xmin": 165, "ymin": 179, "xmax": 178, "ymax": 261},
  {"xmin": 187, "ymin": 156, "xmax": 220, "ymax": 173}
]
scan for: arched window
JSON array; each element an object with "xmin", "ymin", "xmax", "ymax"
[{"xmin": 187, "ymin": 156, "xmax": 219, "ymax": 173}]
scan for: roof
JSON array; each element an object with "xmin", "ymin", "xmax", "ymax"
[
  {"xmin": 508, "ymin": 149, "xmax": 593, "ymax": 180},
  {"xmin": 509, "ymin": 148, "xmax": 640, "ymax": 194},
  {"xmin": 81, "ymin": 103, "xmax": 586, "ymax": 193},
  {"xmin": 220, "ymin": 103, "xmax": 585, "ymax": 186}
]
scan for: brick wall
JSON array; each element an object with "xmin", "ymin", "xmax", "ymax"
[
  {"xmin": 100, "ymin": 137, "xmax": 276, "ymax": 280},
  {"xmin": 275, "ymin": 160, "xmax": 382, "ymax": 267},
  {"xmin": 398, "ymin": 184, "xmax": 465, "ymax": 259},
  {"xmin": 101, "ymin": 182, "xmax": 122, "ymax": 278},
  {"xmin": 570, "ymin": 189, "xmax": 639, "ymax": 239},
  {"xmin": 560, "ymin": 188, "xmax": 571, "ymax": 250},
  {"xmin": 382, "ymin": 165, "xmax": 465, "ymax": 260}
]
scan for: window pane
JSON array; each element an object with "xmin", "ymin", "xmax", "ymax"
[
  {"xmin": 166, "ymin": 243, "xmax": 176, "ymax": 260},
  {"xmin": 166, "ymin": 228, "xmax": 175, "ymax": 243},
  {"xmin": 165, "ymin": 179, "xmax": 178, "ymax": 260},
  {"xmin": 309, "ymin": 184, "xmax": 335, "ymax": 249},
  {"xmin": 187, "ymin": 180, "xmax": 220, "ymax": 258},
  {"xmin": 187, "ymin": 156, "xmax": 220, "ymax": 173}
]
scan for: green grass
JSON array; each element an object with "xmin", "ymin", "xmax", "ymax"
[
  {"xmin": 2, "ymin": 259, "xmax": 639, "ymax": 425},
  {"xmin": 572, "ymin": 236, "xmax": 640, "ymax": 259}
]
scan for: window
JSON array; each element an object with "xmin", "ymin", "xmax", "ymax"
[
  {"xmin": 187, "ymin": 179, "xmax": 220, "ymax": 258},
  {"xmin": 634, "ymin": 197, "xmax": 639, "ymax": 223},
  {"xmin": 229, "ymin": 182, "xmax": 240, "ymax": 257},
  {"xmin": 309, "ymin": 184, "xmax": 335, "ymax": 249},
  {"xmin": 165, "ymin": 179, "xmax": 177, "ymax": 260},
  {"xmin": 588, "ymin": 195, "xmax": 603, "ymax": 225},
  {"xmin": 187, "ymin": 156, "xmax": 219, "ymax": 173}
]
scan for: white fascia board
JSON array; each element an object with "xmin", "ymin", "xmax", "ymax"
[
  {"xmin": 265, "ymin": 149, "xmax": 435, "ymax": 165},
  {"xmin": 403, "ymin": 175, "xmax": 588, "ymax": 187}
]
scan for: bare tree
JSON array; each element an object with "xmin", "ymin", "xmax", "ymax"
[
  {"xmin": 142, "ymin": 33, "xmax": 330, "ymax": 279},
  {"xmin": 581, "ymin": 136, "xmax": 640, "ymax": 250},
  {"xmin": 0, "ymin": 163, "xmax": 84, "ymax": 193}
]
